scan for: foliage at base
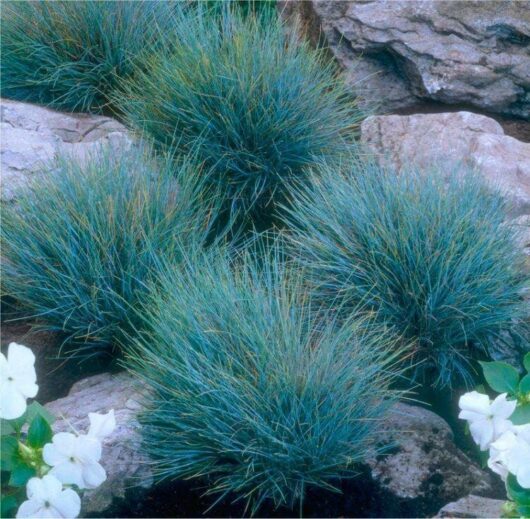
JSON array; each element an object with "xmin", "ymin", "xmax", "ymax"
[{"xmin": 126, "ymin": 245, "xmax": 406, "ymax": 514}]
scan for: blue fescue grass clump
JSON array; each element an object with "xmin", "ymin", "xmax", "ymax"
[
  {"xmin": 283, "ymin": 161, "xmax": 529, "ymax": 388},
  {"xmin": 1, "ymin": 145, "xmax": 214, "ymax": 358},
  {"xmin": 0, "ymin": 0, "xmax": 177, "ymax": 113},
  {"xmin": 117, "ymin": 6, "xmax": 362, "ymax": 235},
  {"xmin": 126, "ymin": 245, "xmax": 406, "ymax": 514}
]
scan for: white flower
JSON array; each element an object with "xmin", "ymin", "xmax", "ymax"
[
  {"xmin": 87, "ymin": 410, "xmax": 115, "ymax": 441},
  {"xmin": 0, "ymin": 343, "xmax": 38, "ymax": 419},
  {"xmin": 43, "ymin": 432, "xmax": 106, "ymax": 489},
  {"xmin": 16, "ymin": 474, "xmax": 80, "ymax": 518},
  {"xmin": 488, "ymin": 424, "xmax": 530, "ymax": 489},
  {"xmin": 458, "ymin": 391, "xmax": 516, "ymax": 450}
]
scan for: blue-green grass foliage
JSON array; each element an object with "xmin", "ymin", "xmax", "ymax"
[
  {"xmin": 117, "ymin": 6, "xmax": 362, "ymax": 235},
  {"xmin": 1, "ymin": 145, "xmax": 214, "ymax": 358},
  {"xmin": 283, "ymin": 161, "xmax": 529, "ymax": 387},
  {"xmin": 1, "ymin": 1, "xmax": 178, "ymax": 113},
  {"xmin": 126, "ymin": 244, "xmax": 407, "ymax": 514}
]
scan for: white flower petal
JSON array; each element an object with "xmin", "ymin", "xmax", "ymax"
[
  {"xmin": 487, "ymin": 458, "xmax": 508, "ymax": 481},
  {"xmin": 26, "ymin": 477, "xmax": 46, "ymax": 500},
  {"xmin": 51, "ymin": 488, "xmax": 81, "ymax": 518},
  {"xmin": 508, "ymin": 440, "xmax": 530, "ymax": 476},
  {"xmin": 514, "ymin": 424, "xmax": 530, "ymax": 443},
  {"xmin": 7, "ymin": 343, "xmax": 36, "ymax": 370},
  {"xmin": 15, "ymin": 378, "xmax": 39, "ymax": 399},
  {"xmin": 75, "ymin": 436, "xmax": 101, "ymax": 463},
  {"xmin": 42, "ymin": 443, "xmax": 68, "ymax": 467},
  {"xmin": 489, "ymin": 393, "xmax": 517, "ymax": 420},
  {"xmin": 17, "ymin": 475, "xmax": 80, "ymax": 519},
  {"xmin": 40, "ymin": 474, "xmax": 63, "ymax": 499},
  {"xmin": 0, "ymin": 382, "xmax": 27, "ymax": 420},
  {"xmin": 16, "ymin": 499, "xmax": 44, "ymax": 519},
  {"xmin": 491, "ymin": 417, "xmax": 513, "ymax": 442},
  {"xmin": 458, "ymin": 409, "xmax": 484, "ymax": 422},
  {"xmin": 458, "ymin": 391, "xmax": 490, "ymax": 416},
  {"xmin": 43, "ymin": 443, "xmax": 65, "ymax": 467},
  {"xmin": 88, "ymin": 410, "xmax": 115, "ymax": 440},
  {"xmin": 517, "ymin": 464, "xmax": 530, "ymax": 489},
  {"xmin": 49, "ymin": 462, "xmax": 85, "ymax": 489},
  {"xmin": 469, "ymin": 419, "xmax": 494, "ymax": 450},
  {"xmin": 49, "ymin": 432, "xmax": 77, "ymax": 457},
  {"xmin": 82, "ymin": 461, "xmax": 107, "ymax": 489},
  {"xmin": 490, "ymin": 430, "xmax": 518, "ymax": 453}
]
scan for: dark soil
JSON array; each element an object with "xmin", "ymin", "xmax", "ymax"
[
  {"xmin": 89, "ymin": 465, "xmax": 442, "ymax": 519},
  {"xmin": 0, "ymin": 319, "xmax": 111, "ymax": 404}
]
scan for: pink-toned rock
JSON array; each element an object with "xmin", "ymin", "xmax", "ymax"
[
  {"xmin": 436, "ymin": 494, "xmax": 505, "ymax": 518},
  {"xmin": 361, "ymin": 111, "xmax": 530, "ymax": 217}
]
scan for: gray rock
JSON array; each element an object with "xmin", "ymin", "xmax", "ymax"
[
  {"xmin": 45, "ymin": 372, "xmax": 152, "ymax": 516},
  {"xmin": 360, "ymin": 111, "xmax": 530, "ymax": 218},
  {"xmin": 436, "ymin": 494, "xmax": 505, "ymax": 518},
  {"xmin": 366, "ymin": 403, "xmax": 494, "ymax": 506},
  {"xmin": 280, "ymin": 0, "xmax": 530, "ymax": 118},
  {"xmin": 1, "ymin": 99, "xmax": 132, "ymax": 201},
  {"xmin": 44, "ymin": 375, "xmax": 494, "ymax": 516}
]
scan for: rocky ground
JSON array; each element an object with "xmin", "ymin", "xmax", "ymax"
[{"xmin": 2, "ymin": 0, "xmax": 529, "ymax": 517}]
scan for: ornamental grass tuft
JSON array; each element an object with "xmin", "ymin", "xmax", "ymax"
[
  {"xmin": 126, "ymin": 244, "xmax": 406, "ymax": 514},
  {"xmin": 0, "ymin": 0, "xmax": 177, "ymax": 113},
  {"xmin": 283, "ymin": 161, "xmax": 529, "ymax": 388},
  {"xmin": 117, "ymin": 6, "xmax": 361, "ymax": 235},
  {"xmin": 1, "ymin": 145, "xmax": 215, "ymax": 358}
]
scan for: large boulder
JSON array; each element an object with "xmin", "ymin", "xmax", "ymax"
[
  {"xmin": 0, "ymin": 99, "xmax": 132, "ymax": 201},
  {"xmin": 44, "ymin": 373, "xmax": 494, "ymax": 516},
  {"xmin": 361, "ymin": 111, "xmax": 530, "ymax": 219},
  {"xmin": 280, "ymin": 1, "xmax": 530, "ymax": 118},
  {"xmin": 44, "ymin": 372, "xmax": 152, "ymax": 516},
  {"xmin": 365, "ymin": 403, "xmax": 495, "ymax": 514}
]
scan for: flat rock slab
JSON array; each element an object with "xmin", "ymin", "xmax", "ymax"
[
  {"xmin": 44, "ymin": 372, "xmax": 152, "ymax": 516},
  {"xmin": 436, "ymin": 494, "xmax": 505, "ymax": 518},
  {"xmin": 281, "ymin": 0, "xmax": 530, "ymax": 118},
  {"xmin": 0, "ymin": 99, "xmax": 131, "ymax": 201}
]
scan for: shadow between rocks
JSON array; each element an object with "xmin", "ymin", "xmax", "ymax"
[{"xmin": 88, "ymin": 465, "xmax": 454, "ymax": 519}]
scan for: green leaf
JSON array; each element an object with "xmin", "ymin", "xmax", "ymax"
[
  {"xmin": 507, "ymin": 474, "xmax": 530, "ymax": 506},
  {"xmin": 0, "ymin": 436, "xmax": 19, "ymax": 471},
  {"xmin": 510, "ymin": 403, "xmax": 530, "ymax": 425},
  {"xmin": 4, "ymin": 412, "xmax": 28, "ymax": 433},
  {"xmin": 0, "ymin": 495, "xmax": 18, "ymax": 518},
  {"xmin": 25, "ymin": 401, "xmax": 55, "ymax": 426},
  {"xmin": 8, "ymin": 462, "xmax": 36, "ymax": 487},
  {"xmin": 524, "ymin": 352, "xmax": 530, "ymax": 373},
  {"xmin": 519, "ymin": 374, "xmax": 530, "ymax": 396},
  {"xmin": 27, "ymin": 414, "xmax": 52, "ymax": 448},
  {"xmin": 516, "ymin": 503, "xmax": 530, "ymax": 517},
  {"xmin": 480, "ymin": 361, "xmax": 520, "ymax": 394},
  {"xmin": 1, "ymin": 419, "xmax": 15, "ymax": 436}
]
